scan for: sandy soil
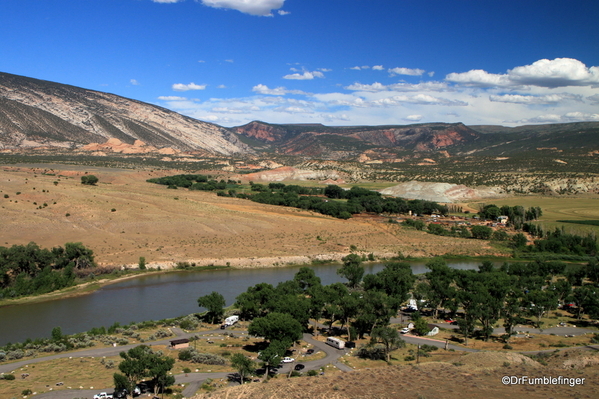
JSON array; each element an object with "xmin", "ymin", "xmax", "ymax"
[{"xmin": 0, "ymin": 164, "xmax": 501, "ymax": 267}]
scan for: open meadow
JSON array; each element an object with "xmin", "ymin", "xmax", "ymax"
[{"xmin": 467, "ymin": 196, "xmax": 599, "ymax": 237}]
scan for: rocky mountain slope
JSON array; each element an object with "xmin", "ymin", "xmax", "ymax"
[
  {"xmin": 234, "ymin": 121, "xmax": 481, "ymax": 158},
  {"xmin": 0, "ymin": 72, "xmax": 252, "ymax": 155}
]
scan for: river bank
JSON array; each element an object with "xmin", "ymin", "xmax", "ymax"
[{"xmin": 0, "ymin": 252, "xmax": 516, "ymax": 309}]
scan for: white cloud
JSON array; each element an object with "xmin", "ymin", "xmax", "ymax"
[
  {"xmin": 519, "ymin": 112, "xmax": 599, "ymax": 124},
  {"xmin": 200, "ymin": 0, "xmax": 285, "ymax": 16},
  {"xmin": 345, "ymin": 81, "xmax": 449, "ymax": 93},
  {"xmin": 350, "ymin": 66, "xmax": 362, "ymax": 70},
  {"xmin": 278, "ymin": 10, "xmax": 290, "ymax": 15},
  {"xmin": 508, "ymin": 58, "xmax": 599, "ymax": 88},
  {"xmin": 388, "ymin": 67, "xmax": 425, "ymax": 76},
  {"xmin": 447, "ymin": 58, "xmax": 599, "ymax": 88},
  {"xmin": 158, "ymin": 96, "xmax": 189, "ymax": 101},
  {"xmin": 172, "ymin": 82, "xmax": 207, "ymax": 91},
  {"xmin": 588, "ymin": 94, "xmax": 599, "ymax": 104},
  {"xmin": 152, "ymin": 0, "xmax": 183, "ymax": 3},
  {"xmin": 446, "ymin": 69, "xmax": 512, "ymax": 87},
  {"xmin": 217, "ymin": 84, "xmax": 227, "ymax": 89},
  {"xmin": 283, "ymin": 70, "xmax": 324, "ymax": 80},
  {"xmin": 345, "ymin": 82, "xmax": 388, "ymax": 92},
  {"xmin": 130, "ymin": 79, "xmax": 140, "ymax": 85},
  {"xmin": 372, "ymin": 65, "xmax": 384, "ymax": 71},
  {"xmin": 252, "ymin": 84, "xmax": 305, "ymax": 95},
  {"xmin": 489, "ymin": 93, "xmax": 582, "ymax": 104},
  {"xmin": 404, "ymin": 114, "xmax": 423, "ymax": 121},
  {"xmin": 274, "ymin": 106, "xmax": 313, "ymax": 114}
]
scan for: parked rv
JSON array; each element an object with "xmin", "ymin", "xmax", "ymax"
[{"xmin": 326, "ymin": 337, "xmax": 345, "ymax": 349}]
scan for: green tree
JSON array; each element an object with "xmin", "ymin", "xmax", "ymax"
[
  {"xmin": 230, "ymin": 353, "xmax": 256, "ymax": 384},
  {"xmin": 138, "ymin": 256, "xmax": 146, "ymax": 270},
  {"xmin": 197, "ymin": 291, "xmax": 226, "ymax": 324},
  {"xmin": 248, "ymin": 312, "xmax": 303, "ymax": 344},
  {"xmin": 338, "ymin": 253, "xmax": 364, "ymax": 289},
  {"xmin": 81, "ymin": 175, "xmax": 99, "ymax": 185},
  {"xmin": 470, "ymin": 225, "xmax": 493, "ymax": 240},
  {"xmin": 258, "ymin": 339, "xmax": 287, "ymax": 378},
  {"xmin": 51, "ymin": 326, "xmax": 63, "ymax": 341},
  {"xmin": 419, "ymin": 258, "xmax": 456, "ymax": 318},
  {"xmin": 369, "ymin": 326, "xmax": 405, "ymax": 363},
  {"xmin": 293, "ymin": 267, "xmax": 321, "ymax": 293},
  {"xmin": 115, "ymin": 345, "xmax": 174, "ymax": 399}
]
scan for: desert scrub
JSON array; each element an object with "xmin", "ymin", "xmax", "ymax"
[{"xmin": 178, "ymin": 348, "xmax": 226, "ymax": 365}]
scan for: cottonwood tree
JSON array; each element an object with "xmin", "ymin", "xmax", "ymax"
[
  {"xmin": 197, "ymin": 291, "xmax": 226, "ymax": 324},
  {"xmin": 248, "ymin": 312, "xmax": 303, "ymax": 344},
  {"xmin": 370, "ymin": 326, "xmax": 405, "ymax": 363},
  {"xmin": 337, "ymin": 253, "xmax": 364, "ymax": 289},
  {"xmin": 115, "ymin": 345, "xmax": 175, "ymax": 399},
  {"xmin": 230, "ymin": 353, "xmax": 256, "ymax": 384}
]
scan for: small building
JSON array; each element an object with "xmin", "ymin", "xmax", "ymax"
[
  {"xmin": 170, "ymin": 338, "xmax": 190, "ymax": 349},
  {"xmin": 497, "ymin": 215, "xmax": 509, "ymax": 224},
  {"xmin": 426, "ymin": 324, "xmax": 440, "ymax": 336}
]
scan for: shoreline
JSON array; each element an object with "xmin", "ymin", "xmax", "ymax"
[{"xmin": 0, "ymin": 252, "xmax": 515, "ymax": 308}]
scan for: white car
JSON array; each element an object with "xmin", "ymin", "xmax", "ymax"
[
  {"xmin": 282, "ymin": 356, "xmax": 295, "ymax": 363},
  {"xmin": 400, "ymin": 328, "xmax": 410, "ymax": 334},
  {"xmin": 93, "ymin": 393, "xmax": 113, "ymax": 399}
]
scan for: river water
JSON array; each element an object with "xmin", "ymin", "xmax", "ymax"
[{"xmin": 0, "ymin": 261, "xmax": 484, "ymax": 345}]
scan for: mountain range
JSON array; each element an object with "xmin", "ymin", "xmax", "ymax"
[{"xmin": 1, "ymin": 72, "xmax": 598, "ymax": 160}]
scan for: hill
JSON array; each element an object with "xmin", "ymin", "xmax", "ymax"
[{"xmin": 0, "ymin": 72, "xmax": 252, "ymax": 155}]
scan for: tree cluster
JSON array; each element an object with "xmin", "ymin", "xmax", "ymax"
[
  {"xmin": 231, "ymin": 257, "xmax": 415, "ymax": 366},
  {"xmin": 0, "ymin": 242, "xmax": 95, "ymax": 298},
  {"xmin": 415, "ymin": 258, "xmax": 599, "ymax": 343}
]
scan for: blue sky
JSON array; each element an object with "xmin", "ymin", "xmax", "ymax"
[{"xmin": 1, "ymin": 0, "xmax": 598, "ymax": 127}]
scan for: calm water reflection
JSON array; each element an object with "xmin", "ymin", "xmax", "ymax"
[{"xmin": 0, "ymin": 261, "xmax": 484, "ymax": 345}]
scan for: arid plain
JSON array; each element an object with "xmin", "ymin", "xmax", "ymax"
[{"xmin": 0, "ymin": 164, "xmax": 503, "ymax": 268}]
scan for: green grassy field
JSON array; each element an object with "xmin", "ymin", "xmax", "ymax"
[{"xmin": 468, "ymin": 196, "xmax": 599, "ymax": 237}]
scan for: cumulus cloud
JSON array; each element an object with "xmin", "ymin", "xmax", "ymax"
[
  {"xmin": 372, "ymin": 65, "xmax": 384, "ymax": 71},
  {"xmin": 446, "ymin": 69, "xmax": 512, "ymax": 87},
  {"xmin": 489, "ymin": 93, "xmax": 582, "ymax": 104},
  {"xmin": 508, "ymin": 58, "xmax": 599, "ymax": 87},
  {"xmin": 278, "ymin": 10, "xmax": 290, "ymax": 15},
  {"xmin": 388, "ymin": 67, "xmax": 425, "ymax": 76},
  {"xmin": 130, "ymin": 79, "xmax": 140, "ymax": 85},
  {"xmin": 252, "ymin": 84, "xmax": 305, "ymax": 95},
  {"xmin": 200, "ymin": 0, "xmax": 285, "ymax": 16},
  {"xmin": 404, "ymin": 115, "xmax": 423, "ymax": 121},
  {"xmin": 283, "ymin": 70, "xmax": 324, "ymax": 80},
  {"xmin": 172, "ymin": 82, "xmax": 207, "ymax": 91},
  {"xmin": 152, "ymin": 0, "xmax": 182, "ymax": 3},
  {"xmin": 447, "ymin": 58, "xmax": 599, "ymax": 88}
]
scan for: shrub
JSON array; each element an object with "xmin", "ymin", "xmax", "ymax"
[
  {"xmin": 3, "ymin": 374, "xmax": 16, "ymax": 380},
  {"xmin": 357, "ymin": 345, "xmax": 386, "ymax": 360}
]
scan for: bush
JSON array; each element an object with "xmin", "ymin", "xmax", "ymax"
[
  {"xmin": 3, "ymin": 374, "xmax": 15, "ymax": 380},
  {"xmin": 357, "ymin": 345, "xmax": 386, "ymax": 360}
]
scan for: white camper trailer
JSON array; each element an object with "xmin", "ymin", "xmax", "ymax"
[{"xmin": 224, "ymin": 315, "xmax": 239, "ymax": 326}]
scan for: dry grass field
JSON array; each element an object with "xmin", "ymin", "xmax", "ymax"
[
  {"xmin": 190, "ymin": 350, "xmax": 599, "ymax": 399},
  {"xmin": 0, "ymin": 164, "xmax": 501, "ymax": 267}
]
